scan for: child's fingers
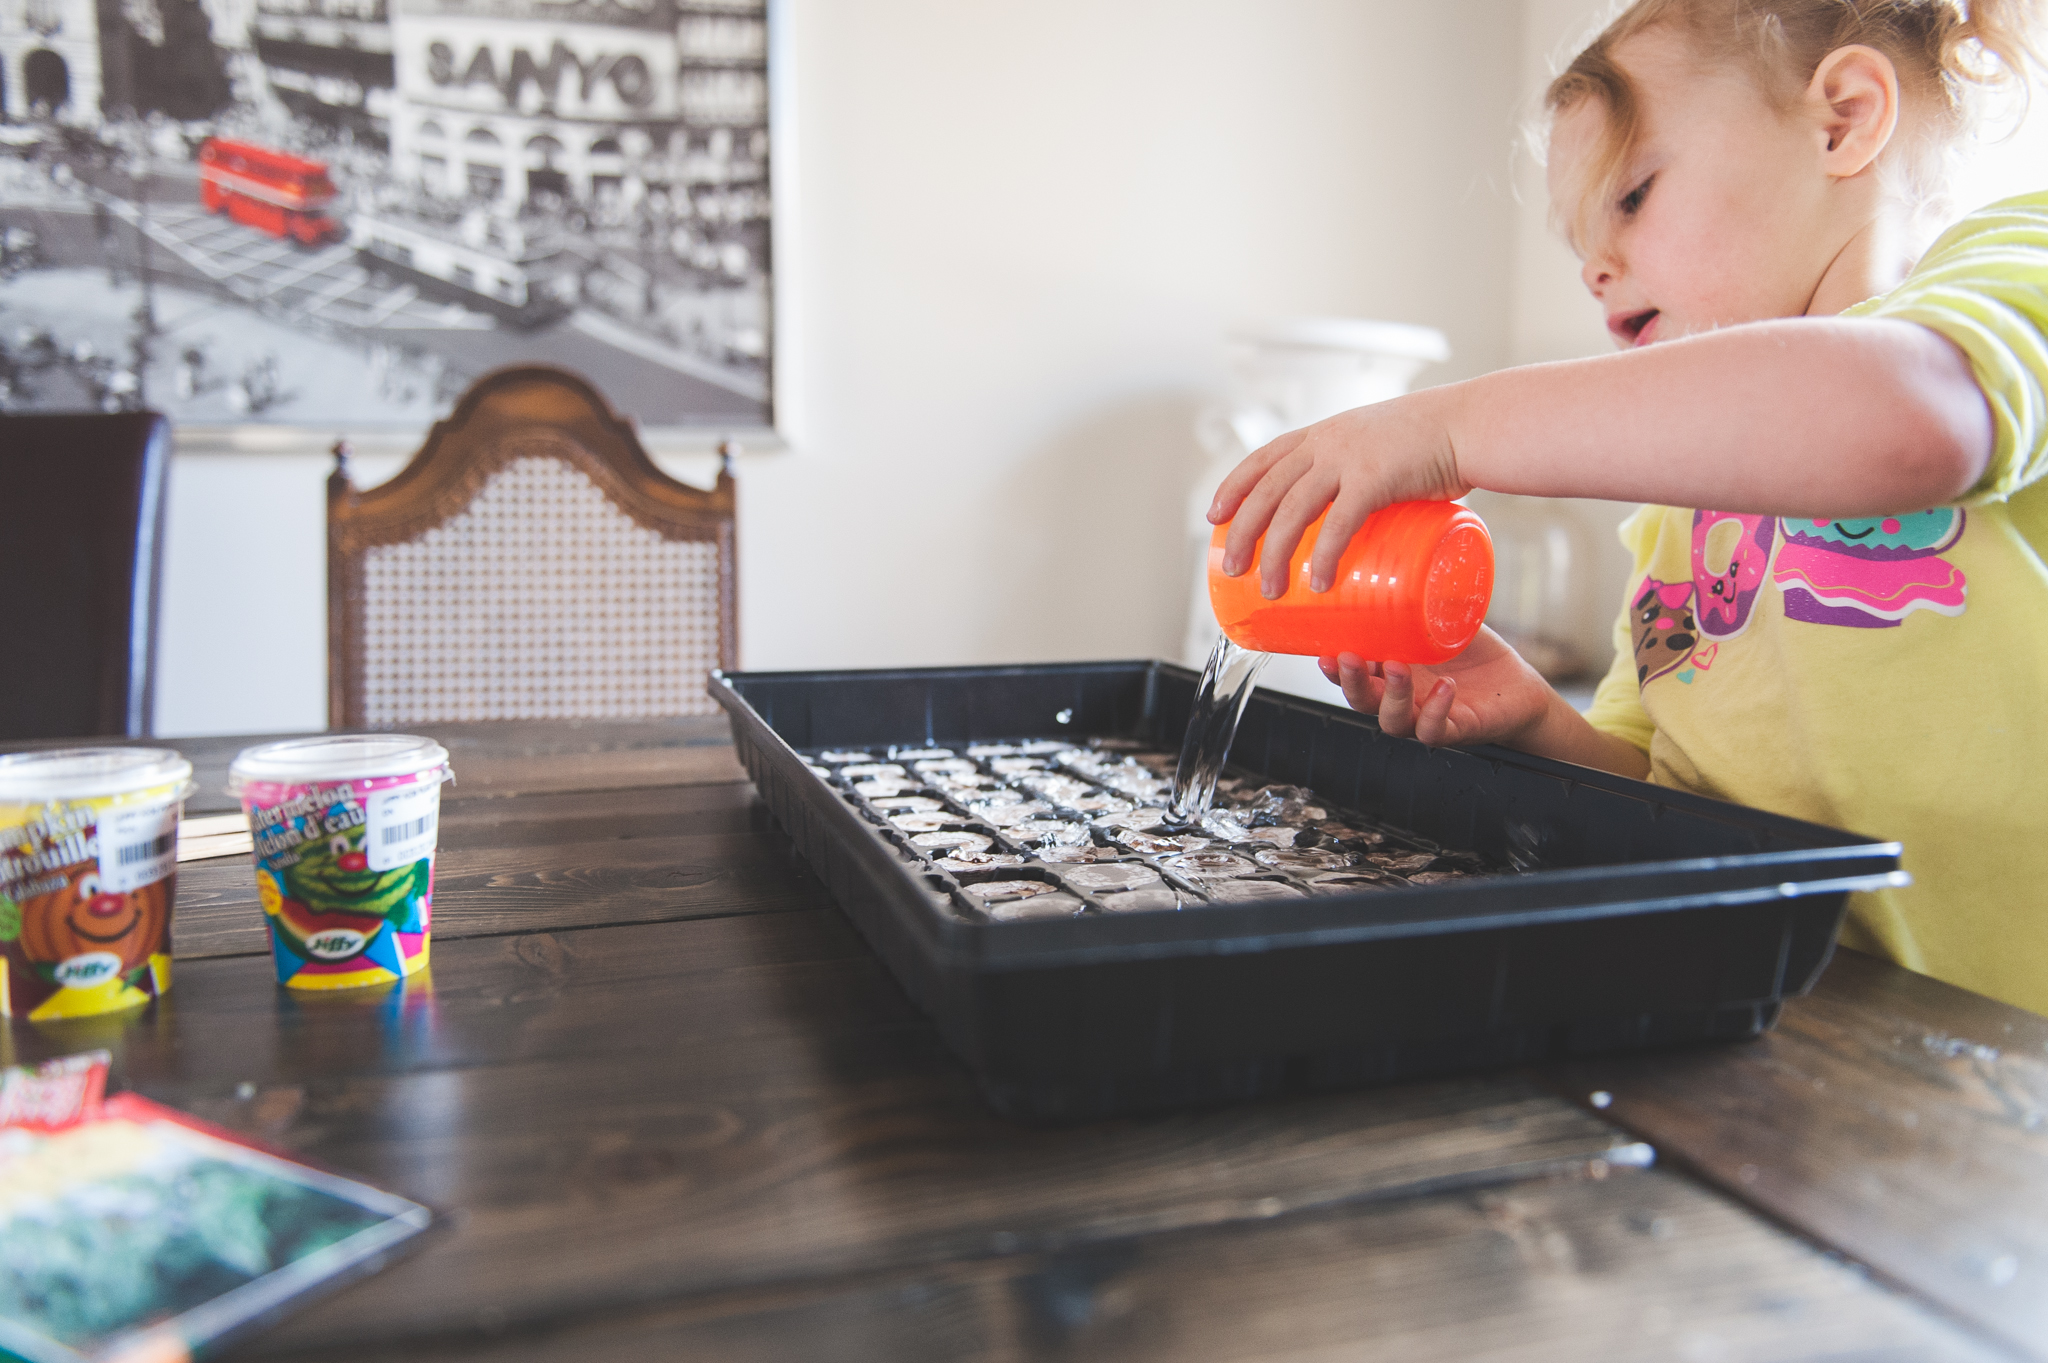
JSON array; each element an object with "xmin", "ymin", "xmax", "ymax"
[
  {"xmin": 1307, "ymin": 482, "xmax": 1381, "ymax": 594},
  {"xmin": 1220, "ymin": 443, "xmax": 1315, "ymax": 578},
  {"xmin": 1333, "ymin": 654, "xmax": 1384, "ymax": 714},
  {"xmin": 1208, "ymin": 429, "xmax": 1309, "ymax": 527},
  {"xmin": 1376, "ymin": 661, "xmax": 1417, "ymax": 737},
  {"xmin": 1412, "ymin": 677, "xmax": 1460, "ymax": 746},
  {"xmin": 1257, "ymin": 465, "xmax": 1344, "ymax": 599}
]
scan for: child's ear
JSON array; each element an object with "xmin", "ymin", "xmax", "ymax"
[{"xmin": 1805, "ymin": 44, "xmax": 1900, "ymax": 178}]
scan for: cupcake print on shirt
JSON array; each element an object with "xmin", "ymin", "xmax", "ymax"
[{"xmin": 1771, "ymin": 510, "xmax": 1967, "ymax": 628}]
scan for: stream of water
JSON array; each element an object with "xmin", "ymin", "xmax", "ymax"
[{"xmin": 1165, "ymin": 635, "xmax": 1271, "ymax": 829}]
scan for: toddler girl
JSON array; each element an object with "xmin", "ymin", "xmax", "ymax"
[{"xmin": 1209, "ymin": 0, "xmax": 2048, "ymax": 1011}]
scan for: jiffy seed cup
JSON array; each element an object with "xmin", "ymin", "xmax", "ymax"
[
  {"xmin": 0, "ymin": 748, "xmax": 195, "ymax": 1020},
  {"xmin": 229, "ymin": 736, "xmax": 451, "ymax": 991}
]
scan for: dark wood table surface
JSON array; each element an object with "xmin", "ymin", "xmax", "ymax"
[{"xmin": 9, "ymin": 718, "xmax": 2045, "ymax": 1361}]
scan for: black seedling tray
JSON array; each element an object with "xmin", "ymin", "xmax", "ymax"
[{"xmin": 710, "ymin": 661, "xmax": 1902, "ymax": 1120}]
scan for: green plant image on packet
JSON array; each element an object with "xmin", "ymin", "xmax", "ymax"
[
  {"xmin": 0, "ymin": 1104, "xmax": 428, "ymax": 1361},
  {"xmin": 279, "ymin": 827, "xmax": 426, "ymax": 920}
]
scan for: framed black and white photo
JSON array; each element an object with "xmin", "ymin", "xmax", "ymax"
[{"xmin": 0, "ymin": 0, "xmax": 773, "ymax": 434}]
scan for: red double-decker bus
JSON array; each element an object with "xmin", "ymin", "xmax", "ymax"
[{"xmin": 197, "ymin": 139, "xmax": 341, "ymax": 246}]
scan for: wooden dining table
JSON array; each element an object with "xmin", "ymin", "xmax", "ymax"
[{"xmin": 8, "ymin": 716, "xmax": 2045, "ymax": 1361}]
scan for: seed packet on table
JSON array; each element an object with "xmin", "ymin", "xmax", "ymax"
[{"xmin": 0, "ymin": 1051, "xmax": 431, "ymax": 1363}]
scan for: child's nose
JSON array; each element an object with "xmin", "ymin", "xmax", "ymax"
[{"xmin": 1582, "ymin": 258, "xmax": 1616, "ymax": 295}]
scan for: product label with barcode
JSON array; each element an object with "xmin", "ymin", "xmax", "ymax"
[
  {"xmin": 97, "ymin": 794, "xmax": 181, "ymax": 894},
  {"xmin": 366, "ymin": 781, "xmax": 439, "ymax": 872}
]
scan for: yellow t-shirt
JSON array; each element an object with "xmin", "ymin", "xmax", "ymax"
[{"xmin": 1585, "ymin": 190, "xmax": 2048, "ymax": 1014}]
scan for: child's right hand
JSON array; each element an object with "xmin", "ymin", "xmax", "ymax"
[
  {"xmin": 1319, "ymin": 627, "xmax": 1553, "ymax": 749},
  {"xmin": 1208, "ymin": 391, "xmax": 1468, "ymax": 599}
]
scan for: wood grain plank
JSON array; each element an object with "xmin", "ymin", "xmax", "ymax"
[
  {"xmin": 1547, "ymin": 948, "xmax": 2048, "ymax": 1360},
  {"xmin": 4, "ymin": 911, "xmax": 1640, "ymax": 1352},
  {"xmin": 233, "ymin": 1165, "xmax": 2005, "ymax": 1363},
  {"xmin": 163, "ymin": 820, "xmax": 827, "ymax": 959},
  {"xmin": 430, "ymin": 781, "xmax": 771, "ymax": 848},
  {"xmin": 7, "ymin": 716, "xmax": 743, "ymax": 813},
  {"xmin": 442, "ymin": 743, "xmax": 746, "ymax": 797}
]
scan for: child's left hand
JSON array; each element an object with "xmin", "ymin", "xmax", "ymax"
[
  {"xmin": 1207, "ymin": 390, "xmax": 1469, "ymax": 600},
  {"xmin": 1319, "ymin": 631, "xmax": 1652, "ymax": 779},
  {"xmin": 1318, "ymin": 628, "xmax": 1551, "ymax": 749}
]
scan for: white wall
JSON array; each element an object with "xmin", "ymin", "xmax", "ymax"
[
  {"xmin": 158, "ymin": 451, "xmax": 335, "ymax": 735},
  {"xmin": 156, "ymin": 0, "xmax": 1530, "ymax": 733},
  {"xmin": 742, "ymin": 0, "xmax": 1525, "ymax": 672}
]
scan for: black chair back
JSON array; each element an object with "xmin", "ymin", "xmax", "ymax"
[{"xmin": 0, "ymin": 412, "xmax": 171, "ymax": 740}]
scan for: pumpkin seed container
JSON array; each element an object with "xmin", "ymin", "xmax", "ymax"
[
  {"xmin": 0, "ymin": 748, "xmax": 195, "ymax": 1019},
  {"xmin": 229, "ymin": 736, "xmax": 451, "ymax": 991}
]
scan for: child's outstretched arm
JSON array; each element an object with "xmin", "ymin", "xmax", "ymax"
[
  {"xmin": 1206, "ymin": 314, "xmax": 1993, "ymax": 772},
  {"xmin": 1210, "ymin": 316, "xmax": 1993, "ymax": 599}
]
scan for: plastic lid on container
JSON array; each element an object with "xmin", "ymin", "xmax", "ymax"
[
  {"xmin": 0, "ymin": 748, "xmax": 195, "ymax": 802},
  {"xmin": 228, "ymin": 735, "xmax": 450, "ymax": 793}
]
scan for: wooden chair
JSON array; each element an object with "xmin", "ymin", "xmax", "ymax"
[
  {"xmin": 0, "ymin": 412, "xmax": 171, "ymax": 740},
  {"xmin": 326, "ymin": 366, "xmax": 737, "ymax": 729}
]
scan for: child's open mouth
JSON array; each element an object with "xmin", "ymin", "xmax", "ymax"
[{"xmin": 1610, "ymin": 308, "xmax": 1660, "ymax": 347}]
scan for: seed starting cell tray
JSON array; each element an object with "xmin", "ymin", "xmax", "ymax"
[{"xmin": 710, "ymin": 661, "xmax": 1902, "ymax": 1120}]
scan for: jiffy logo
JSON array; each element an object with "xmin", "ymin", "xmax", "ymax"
[
  {"xmin": 54, "ymin": 952, "xmax": 122, "ymax": 988},
  {"xmin": 305, "ymin": 929, "xmax": 368, "ymax": 961}
]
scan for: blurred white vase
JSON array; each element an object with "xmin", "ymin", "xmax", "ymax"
[{"xmin": 1183, "ymin": 317, "xmax": 1450, "ymax": 700}]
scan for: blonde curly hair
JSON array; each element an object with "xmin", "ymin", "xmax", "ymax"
[{"xmin": 1545, "ymin": 0, "xmax": 2045, "ymax": 251}]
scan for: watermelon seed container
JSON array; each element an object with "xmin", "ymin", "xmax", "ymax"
[{"xmin": 228, "ymin": 736, "xmax": 451, "ymax": 991}]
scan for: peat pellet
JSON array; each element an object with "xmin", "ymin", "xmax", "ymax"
[
  {"xmin": 874, "ymin": 796, "xmax": 946, "ymax": 814},
  {"xmin": 891, "ymin": 812, "xmax": 960, "ymax": 833},
  {"xmin": 1202, "ymin": 878, "xmax": 1306, "ymax": 903},
  {"xmin": 984, "ymin": 892, "xmax": 1086, "ymax": 921},
  {"xmin": 912, "ymin": 831, "xmax": 992, "ymax": 854},
  {"xmin": 934, "ymin": 851, "xmax": 1027, "ymax": 872},
  {"xmin": 1098, "ymin": 885, "xmax": 1185, "ymax": 913},
  {"xmin": 1253, "ymin": 848, "xmax": 1358, "ymax": 872},
  {"xmin": 1008, "ymin": 819, "xmax": 1091, "ymax": 847},
  {"xmin": 1036, "ymin": 844, "xmax": 1120, "ymax": 863},
  {"xmin": 1115, "ymin": 830, "xmax": 1207, "ymax": 856},
  {"xmin": 1060, "ymin": 862, "xmax": 1162, "ymax": 893},
  {"xmin": 1306, "ymin": 872, "xmax": 1402, "ymax": 896},
  {"xmin": 854, "ymin": 779, "xmax": 918, "ymax": 797},
  {"xmin": 963, "ymin": 879, "xmax": 1055, "ymax": 901},
  {"xmin": 1160, "ymin": 851, "xmax": 1259, "ymax": 881},
  {"xmin": 976, "ymin": 802, "xmax": 1054, "ymax": 827},
  {"xmin": 1067, "ymin": 795, "xmax": 1136, "ymax": 817}
]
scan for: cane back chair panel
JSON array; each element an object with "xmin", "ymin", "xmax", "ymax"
[{"xmin": 328, "ymin": 367, "xmax": 736, "ymax": 728}]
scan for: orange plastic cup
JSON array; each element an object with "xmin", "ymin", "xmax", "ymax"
[{"xmin": 1209, "ymin": 501, "xmax": 1495, "ymax": 663}]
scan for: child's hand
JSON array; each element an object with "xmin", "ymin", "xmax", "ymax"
[
  {"xmin": 1318, "ymin": 627, "xmax": 1551, "ymax": 749},
  {"xmin": 1207, "ymin": 392, "xmax": 1469, "ymax": 599}
]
